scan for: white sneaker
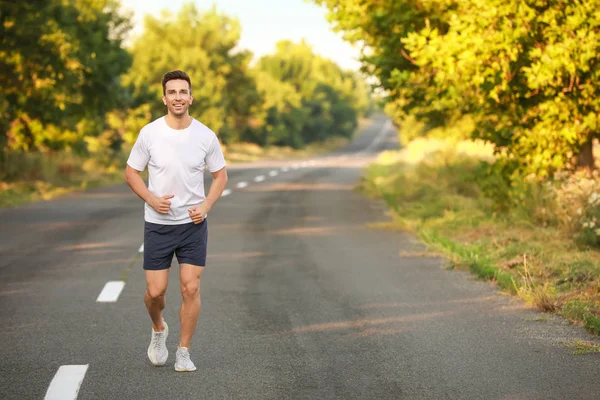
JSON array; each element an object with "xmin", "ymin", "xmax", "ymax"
[
  {"xmin": 175, "ymin": 346, "xmax": 197, "ymax": 372},
  {"xmin": 147, "ymin": 320, "xmax": 168, "ymax": 366}
]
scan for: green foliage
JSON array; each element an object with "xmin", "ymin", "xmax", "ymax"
[
  {"xmin": 124, "ymin": 5, "xmax": 369, "ymax": 148},
  {"xmin": 585, "ymin": 313, "xmax": 600, "ymax": 335},
  {"xmin": 2, "ymin": 1, "xmax": 371, "ymax": 188},
  {"xmin": 361, "ymin": 138, "xmax": 600, "ymax": 334},
  {"xmin": 314, "ymin": 0, "xmax": 600, "ymax": 175},
  {"xmin": 562, "ymin": 300, "xmax": 600, "ymax": 335},
  {"xmin": 1, "ymin": 0, "xmax": 132, "ymax": 152},
  {"xmin": 124, "ymin": 4, "xmax": 255, "ymax": 142},
  {"xmin": 250, "ymin": 69, "xmax": 307, "ymax": 148},
  {"xmin": 255, "ymin": 40, "xmax": 370, "ymax": 147},
  {"xmin": 569, "ymin": 340, "xmax": 600, "ymax": 355},
  {"xmin": 314, "ymin": 0, "xmax": 453, "ymax": 127}
]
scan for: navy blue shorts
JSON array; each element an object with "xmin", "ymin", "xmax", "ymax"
[{"xmin": 143, "ymin": 220, "xmax": 208, "ymax": 270}]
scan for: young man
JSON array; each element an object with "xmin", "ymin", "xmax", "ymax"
[{"xmin": 125, "ymin": 70, "xmax": 228, "ymax": 372}]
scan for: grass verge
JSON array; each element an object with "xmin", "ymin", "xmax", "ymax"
[
  {"xmin": 0, "ymin": 151, "xmax": 127, "ymax": 208},
  {"xmin": 358, "ymin": 139, "xmax": 600, "ymax": 335},
  {"xmin": 0, "ymin": 118, "xmax": 371, "ymax": 208},
  {"xmin": 567, "ymin": 340, "xmax": 600, "ymax": 355}
]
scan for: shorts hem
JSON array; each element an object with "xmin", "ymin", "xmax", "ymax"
[
  {"xmin": 143, "ymin": 264, "xmax": 171, "ymax": 271},
  {"xmin": 177, "ymin": 259, "xmax": 206, "ymax": 267}
]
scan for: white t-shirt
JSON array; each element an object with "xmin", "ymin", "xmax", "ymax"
[{"xmin": 127, "ymin": 116, "xmax": 226, "ymax": 225}]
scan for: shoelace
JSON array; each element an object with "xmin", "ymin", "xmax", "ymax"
[
  {"xmin": 151, "ymin": 331, "xmax": 165, "ymax": 353},
  {"xmin": 177, "ymin": 349, "xmax": 191, "ymax": 365}
]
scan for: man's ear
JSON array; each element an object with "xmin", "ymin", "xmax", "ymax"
[
  {"xmin": 189, "ymin": 95, "xmax": 194, "ymax": 105},
  {"xmin": 162, "ymin": 96, "xmax": 167, "ymax": 105}
]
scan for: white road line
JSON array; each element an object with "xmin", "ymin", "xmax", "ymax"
[
  {"xmin": 254, "ymin": 175, "xmax": 265, "ymax": 182},
  {"xmin": 138, "ymin": 243, "xmax": 144, "ymax": 253},
  {"xmin": 96, "ymin": 281, "xmax": 125, "ymax": 303},
  {"xmin": 44, "ymin": 365, "xmax": 89, "ymax": 400},
  {"xmin": 236, "ymin": 181, "xmax": 248, "ymax": 188},
  {"xmin": 361, "ymin": 119, "xmax": 392, "ymax": 154},
  {"xmin": 281, "ymin": 167, "xmax": 289, "ymax": 172},
  {"xmin": 269, "ymin": 170, "xmax": 278, "ymax": 177},
  {"xmin": 222, "ymin": 189, "xmax": 232, "ymax": 197},
  {"xmin": 292, "ymin": 165, "xmax": 299, "ymax": 170}
]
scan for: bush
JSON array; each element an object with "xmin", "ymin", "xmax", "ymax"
[{"xmin": 377, "ymin": 138, "xmax": 600, "ymax": 249}]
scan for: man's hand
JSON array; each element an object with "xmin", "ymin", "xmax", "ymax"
[
  {"xmin": 149, "ymin": 194, "xmax": 174, "ymax": 214},
  {"xmin": 188, "ymin": 204, "xmax": 209, "ymax": 224}
]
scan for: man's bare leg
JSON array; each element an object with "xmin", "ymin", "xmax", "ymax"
[
  {"xmin": 145, "ymin": 270, "xmax": 169, "ymax": 331},
  {"xmin": 179, "ymin": 263, "xmax": 204, "ymax": 348}
]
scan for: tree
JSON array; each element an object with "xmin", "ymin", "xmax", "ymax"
[
  {"xmin": 315, "ymin": 0, "xmax": 600, "ymax": 175},
  {"xmin": 249, "ymin": 69, "xmax": 307, "ymax": 148},
  {"xmin": 313, "ymin": 0, "xmax": 451, "ymax": 127},
  {"xmin": 1, "ymin": 0, "xmax": 132, "ymax": 152},
  {"xmin": 257, "ymin": 40, "xmax": 370, "ymax": 146},
  {"xmin": 124, "ymin": 3, "xmax": 257, "ymax": 143},
  {"xmin": 402, "ymin": 0, "xmax": 600, "ymax": 174}
]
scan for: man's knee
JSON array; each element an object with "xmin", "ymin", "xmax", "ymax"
[
  {"xmin": 181, "ymin": 280, "xmax": 199, "ymax": 298},
  {"xmin": 146, "ymin": 285, "xmax": 166, "ymax": 300}
]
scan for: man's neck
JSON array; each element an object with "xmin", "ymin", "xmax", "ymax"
[{"xmin": 165, "ymin": 114, "xmax": 192, "ymax": 130}]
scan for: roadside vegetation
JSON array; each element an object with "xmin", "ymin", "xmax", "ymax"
[
  {"xmin": 0, "ymin": 119, "xmax": 369, "ymax": 208},
  {"xmin": 315, "ymin": 0, "xmax": 600, "ymax": 334},
  {"xmin": 1, "ymin": 1, "xmax": 372, "ymax": 207},
  {"xmin": 359, "ymin": 137, "xmax": 600, "ymax": 335}
]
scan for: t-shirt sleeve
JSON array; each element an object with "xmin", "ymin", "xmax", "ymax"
[
  {"xmin": 127, "ymin": 129, "xmax": 150, "ymax": 172},
  {"xmin": 206, "ymin": 135, "xmax": 227, "ymax": 172}
]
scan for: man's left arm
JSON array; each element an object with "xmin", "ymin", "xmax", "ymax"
[{"xmin": 189, "ymin": 167, "xmax": 228, "ymax": 224}]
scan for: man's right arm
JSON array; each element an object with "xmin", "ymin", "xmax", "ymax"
[{"xmin": 125, "ymin": 165, "xmax": 173, "ymax": 214}]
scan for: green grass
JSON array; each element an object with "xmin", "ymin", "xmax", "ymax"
[
  {"xmin": 567, "ymin": 340, "xmax": 600, "ymax": 355},
  {"xmin": 359, "ymin": 140, "xmax": 600, "ymax": 335},
  {"xmin": 0, "ymin": 118, "xmax": 371, "ymax": 208},
  {"xmin": 0, "ymin": 150, "xmax": 127, "ymax": 208}
]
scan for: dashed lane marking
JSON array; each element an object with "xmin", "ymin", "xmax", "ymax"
[
  {"xmin": 254, "ymin": 175, "xmax": 265, "ymax": 182},
  {"xmin": 96, "ymin": 281, "xmax": 125, "ymax": 303},
  {"xmin": 236, "ymin": 181, "xmax": 248, "ymax": 188},
  {"xmin": 222, "ymin": 189, "xmax": 232, "ymax": 197},
  {"xmin": 44, "ymin": 365, "xmax": 89, "ymax": 400},
  {"xmin": 359, "ymin": 119, "xmax": 392, "ymax": 155}
]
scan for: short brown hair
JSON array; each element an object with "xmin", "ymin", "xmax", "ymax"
[{"xmin": 162, "ymin": 70, "xmax": 192, "ymax": 95}]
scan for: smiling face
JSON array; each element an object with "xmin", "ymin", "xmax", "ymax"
[{"xmin": 162, "ymin": 79, "xmax": 193, "ymax": 118}]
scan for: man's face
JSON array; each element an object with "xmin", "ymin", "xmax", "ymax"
[{"xmin": 162, "ymin": 79, "xmax": 193, "ymax": 117}]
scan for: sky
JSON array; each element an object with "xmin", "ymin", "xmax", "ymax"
[{"xmin": 119, "ymin": 0, "xmax": 362, "ymax": 71}]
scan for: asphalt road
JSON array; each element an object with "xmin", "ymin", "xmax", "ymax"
[{"xmin": 1, "ymin": 115, "xmax": 600, "ymax": 400}]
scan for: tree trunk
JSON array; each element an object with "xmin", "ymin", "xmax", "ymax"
[{"xmin": 577, "ymin": 137, "xmax": 595, "ymax": 171}]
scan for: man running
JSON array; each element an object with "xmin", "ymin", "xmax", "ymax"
[{"xmin": 125, "ymin": 70, "xmax": 228, "ymax": 372}]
